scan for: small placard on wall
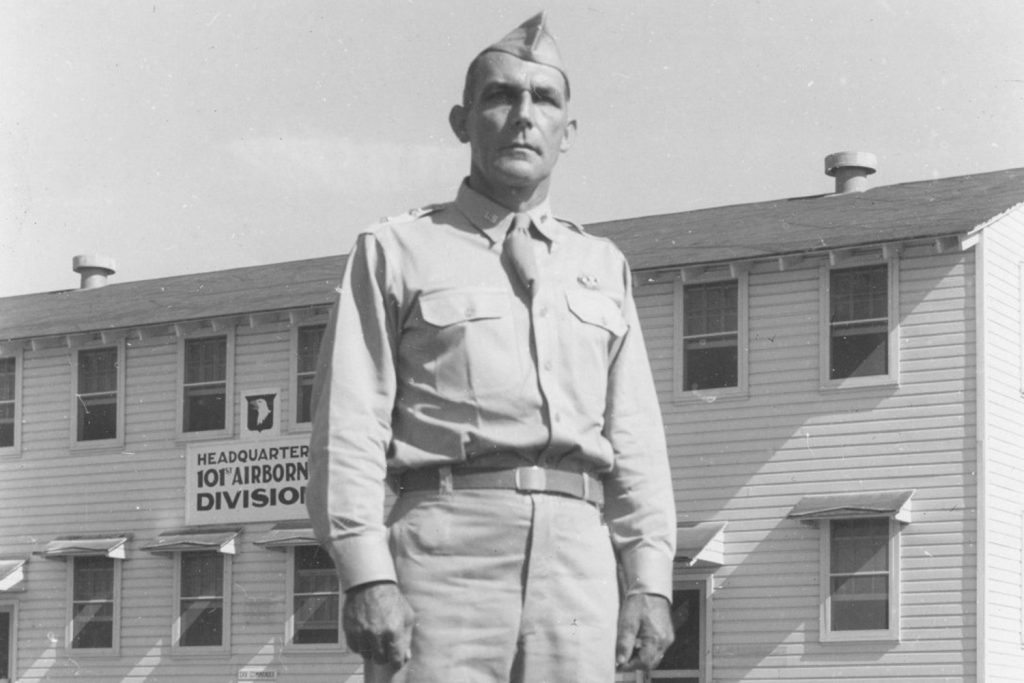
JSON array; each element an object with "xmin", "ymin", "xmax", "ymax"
[{"xmin": 240, "ymin": 387, "xmax": 281, "ymax": 437}]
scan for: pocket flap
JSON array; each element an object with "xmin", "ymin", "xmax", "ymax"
[
  {"xmin": 565, "ymin": 290, "xmax": 628, "ymax": 336},
  {"xmin": 419, "ymin": 290, "xmax": 512, "ymax": 327}
]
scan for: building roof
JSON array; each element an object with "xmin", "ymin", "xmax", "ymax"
[
  {"xmin": 586, "ymin": 166, "xmax": 1024, "ymax": 271},
  {"xmin": 1, "ymin": 166, "xmax": 1021, "ymax": 343},
  {"xmin": 0, "ymin": 254, "xmax": 345, "ymax": 342}
]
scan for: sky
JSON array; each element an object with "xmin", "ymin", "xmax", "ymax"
[{"xmin": 1, "ymin": 0, "xmax": 1022, "ymax": 297}]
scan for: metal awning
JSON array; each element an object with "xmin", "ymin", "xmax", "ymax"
[
  {"xmin": 252, "ymin": 520, "xmax": 319, "ymax": 550},
  {"xmin": 675, "ymin": 521, "xmax": 727, "ymax": 568},
  {"xmin": 141, "ymin": 527, "xmax": 240, "ymax": 555},
  {"xmin": 0, "ymin": 558, "xmax": 27, "ymax": 592},
  {"xmin": 788, "ymin": 490, "xmax": 914, "ymax": 524},
  {"xmin": 36, "ymin": 535, "xmax": 131, "ymax": 560}
]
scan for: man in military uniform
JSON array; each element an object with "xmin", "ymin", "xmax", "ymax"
[{"xmin": 307, "ymin": 13, "xmax": 676, "ymax": 682}]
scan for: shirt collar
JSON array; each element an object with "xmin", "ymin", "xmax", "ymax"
[{"xmin": 454, "ymin": 180, "xmax": 562, "ymax": 245}]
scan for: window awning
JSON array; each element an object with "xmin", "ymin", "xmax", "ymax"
[
  {"xmin": 36, "ymin": 535, "xmax": 131, "ymax": 560},
  {"xmin": 675, "ymin": 521, "xmax": 727, "ymax": 568},
  {"xmin": 253, "ymin": 520, "xmax": 319, "ymax": 550},
  {"xmin": 141, "ymin": 527, "xmax": 240, "ymax": 555},
  {"xmin": 788, "ymin": 490, "xmax": 914, "ymax": 524},
  {"xmin": 0, "ymin": 558, "xmax": 27, "ymax": 592}
]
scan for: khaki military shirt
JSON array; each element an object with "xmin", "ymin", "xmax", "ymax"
[{"xmin": 307, "ymin": 182, "xmax": 676, "ymax": 599}]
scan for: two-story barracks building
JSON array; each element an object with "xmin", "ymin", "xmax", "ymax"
[{"xmin": 1, "ymin": 157, "xmax": 1023, "ymax": 682}]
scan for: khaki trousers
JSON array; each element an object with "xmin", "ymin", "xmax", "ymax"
[{"xmin": 366, "ymin": 488, "xmax": 618, "ymax": 683}]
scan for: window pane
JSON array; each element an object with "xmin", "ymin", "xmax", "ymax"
[
  {"xmin": 74, "ymin": 557, "xmax": 114, "ymax": 600},
  {"xmin": 78, "ymin": 348, "xmax": 118, "ymax": 394},
  {"xmin": 180, "ymin": 552, "xmax": 223, "ymax": 647},
  {"xmin": 185, "ymin": 338, "xmax": 226, "ymax": 384},
  {"xmin": 298, "ymin": 326, "xmax": 325, "ymax": 373},
  {"xmin": 830, "ymin": 321, "xmax": 887, "ymax": 379},
  {"xmin": 0, "ymin": 357, "xmax": 15, "ymax": 401},
  {"xmin": 684, "ymin": 282, "xmax": 738, "ymax": 336},
  {"xmin": 180, "ymin": 598, "xmax": 223, "ymax": 646},
  {"xmin": 832, "ymin": 595, "xmax": 888, "ymax": 631},
  {"xmin": 72, "ymin": 602, "xmax": 114, "ymax": 648},
  {"xmin": 78, "ymin": 393, "xmax": 117, "ymax": 441},
  {"xmin": 830, "ymin": 266, "xmax": 887, "ymax": 323},
  {"xmin": 0, "ymin": 403, "xmax": 13, "ymax": 448},
  {"xmin": 683, "ymin": 337, "xmax": 738, "ymax": 390},
  {"xmin": 181, "ymin": 552, "xmax": 223, "ymax": 597},
  {"xmin": 657, "ymin": 589, "xmax": 701, "ymax": 671},
  {"xmin": 296, "ymin": 376, "xmax": 316, "ymax": 424},
  {"xmin": 183, "ymin": 386, "xmax": 226, "ymax": 432},
  {"xmin": 0, "ymin": 610, "xmax": 10, "ymax": 678}
]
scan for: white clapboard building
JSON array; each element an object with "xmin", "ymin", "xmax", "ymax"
[{"xmin": 1, "ymin": 158, "xmax": 1022, "ymax": 682}]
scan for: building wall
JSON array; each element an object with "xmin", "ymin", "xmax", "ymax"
[
  {"xmin": 635, "ymin": 243, "xmax": 978, "ymax": 682},
  {"xmin": 1, "ymin": 314, "xmax": 369, "ymax": 682},
  {"xmin": 977, "ymin": 205, "xmax": 1024, "ymax": 681}
]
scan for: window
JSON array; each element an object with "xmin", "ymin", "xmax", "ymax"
[
  {"xmin": 615, "ymin": 578, "xmax": 710, "ymax": 683},
  {"xmin": 180, "ymin": 335, "xmax": 233, "ymax": 435},
  {"xmin": 822, "ymin": 259, "xmax": 898, "ymax": 387},
  {"xmin": 176, "ymin": 551, "xmax": 229, "ymax": 648},
  {"xmin": 291, "ymin": 545, "xmax": 340, "ymax": 645},
  {"xmin": 69, "ymin": 556, "xmax": 119, "ymax": 651},
  {"xmin": 0, "ymin": 355, "xmax": 20, "ymax": 453},
  {"xmin": 74, "ymin": 346, "xmax": 123, "ymax": 443},
  {"xmin": 294, "ymin": 325, "xmax": 325, "ymax": 425},
  {"xmin": 0, "ymin": 603, "xmax": 13, "ymax": 682},
  {"xmin": 822, "ymin": 517, "xmax": 900, "ymax": 641},
  {"xmin": 674, "ymin": 270, "xmax": 747, "ymax": 399}
]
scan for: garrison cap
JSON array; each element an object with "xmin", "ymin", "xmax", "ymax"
[{"xmin": 479, "ymin": 12, "xmax": 569, "ymax": 97}]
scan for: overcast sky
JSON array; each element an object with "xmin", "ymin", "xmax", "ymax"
[{"xmin": 2, "ymin": 0, "xmax": 1022, "ymax": 297}]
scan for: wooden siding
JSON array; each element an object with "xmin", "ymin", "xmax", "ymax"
[
  {"xmin": 0, "ymin": 320, "xmax": 362, "ymax": 682},
  {"xmin": 976, "ymin": 205, "xmax": 1024, "ymax": 681},
  {"xmin": 639, "ymin": 244, "xmax": 978, "ymax": 681}
]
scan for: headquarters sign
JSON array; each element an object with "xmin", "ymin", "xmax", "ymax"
[{"xmin": 186, "ymin": 437, "xmax": 310, "ymax": 525}]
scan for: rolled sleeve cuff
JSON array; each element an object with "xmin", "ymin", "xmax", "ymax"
[
  {"xmin": 620, "ymin": 545, "xmax": 674, "ymax": 602},
  {"xmin": 327, "ymin": 535, "xmax": 397, "ymax": 592}
]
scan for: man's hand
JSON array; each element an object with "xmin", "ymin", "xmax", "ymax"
[
  {"xmin": 615, "ymin": 592, "xmax": 674, "ymax": 671},
  {"xmin": 342, "ymin": 581, "xmax": 416, "ymax": 668}
]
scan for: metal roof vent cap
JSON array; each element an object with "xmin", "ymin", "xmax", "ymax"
[
  {"xmin": 73, "ymin": 254, "xmax": 117, "ymax": 290},
  {"xmin": 825, "ymin": 151, "xmax": 877, "ymax": 194}
]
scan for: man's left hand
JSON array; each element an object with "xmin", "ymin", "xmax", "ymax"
[{"xmin": 615, "ymin": 592, "xmax": 674, "ymax": 671}]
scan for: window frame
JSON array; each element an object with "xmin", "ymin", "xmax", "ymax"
[
  {"xmin": 819, "ymin": 516, "xmax": 901, "ymax": 642},
  {"xmin": 70, "ymin": 341, "xmax": 126, "ymax": 449},
  {"xmin": 290, "ymin": 323, "xmax": 326, "ymax": 431},
  {"xmin": 0, "ymin": 350, "xmax": 22, "ymax": 457},
  {"xmin": 176, "ymin": 331, "xmax": 235, "ymax": 440},
  {"xmin": 819, "ymin": 253, "xmax": 900, "ymax": 389},
  {"xmin": 172, "ymin": 550, "xmax": 232, "ymax": 653},
  {"xmin": 673, "ymin": 268, "xmax": 748, "ymax": 401},
  {"xmin": 65, "ymin": 555, "xmax": 122, "ymax": 655},
  {"xmin": 615, "ymin": 575, "xmax": 713, "ymax": 683},
  {"xmin": 285, "ymin": 544, "xmax": 342, "ymax": 649}
]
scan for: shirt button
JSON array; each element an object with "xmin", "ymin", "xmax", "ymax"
[
  {"xmin": 537, "ymin": 306, "xmax": 548, "ymax": 317},
  {"xmin": 543, "ymin": 361, "xmax": 553, "ymax": 371},
  {"xmin": 465, "ymin": 307, "xmax": 475, "ymax": 317},
  {"xmin": 553, "ymin": 413, "xmax": 562, "ymax": 423}
]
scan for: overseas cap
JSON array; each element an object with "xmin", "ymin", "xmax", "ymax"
[{"xmin": 479, "ymin": 11, "xmax": 569, "ymax": 97}]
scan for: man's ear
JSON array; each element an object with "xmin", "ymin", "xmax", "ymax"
[
  {"xmin": 560, "ymin": 118, "xmax": 578, "ymax": 154},
  {"xmin": 449, "ymin": 105, "xmax": 470, "ymax": 143}
]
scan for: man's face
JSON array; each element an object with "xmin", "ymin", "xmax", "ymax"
[{"xmin": 451, "ymin": 51, "xmax": 576, "ymax": 198}]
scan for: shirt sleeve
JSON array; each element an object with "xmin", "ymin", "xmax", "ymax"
[
  {"xmin": 602, "ymin": 256, "xmax": 677, "ymax": 600},
  {"xmin": 306, "ymin": 232, "xmax": 400, "ymax": 591}
]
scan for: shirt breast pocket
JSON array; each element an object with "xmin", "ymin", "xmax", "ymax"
[
  {"xmin": 411, "ymin": 290, "xmax": 523, "ymax": 399},
  {"xmin": 565, "ymin": 290, "xmax": 628, "ymax": 339}
]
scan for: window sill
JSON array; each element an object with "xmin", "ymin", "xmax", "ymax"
[
  {"xmin": 673, "ymin": 386, "xmax": 748, "ymax": 405},
  {"xmin": 820, "ymin": 630, "xmax": 900, "ymax": 643},
  {"xmin": 819, "ymin": 374, "xmax": 898, "ymax": 392},
  {"xmin": 65, "ymin": 646, "xmax": 120, "ymax": 657},
  {"xmin": 176, "ymin": 429, "xmax": 234, "ymax": 443},
  {"xmin": 70, "ymin": 437, "xmax": 124, "ymax": 451}
]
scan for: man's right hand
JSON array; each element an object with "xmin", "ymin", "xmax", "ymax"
[{"xmin": 342, "ymin": 581, "xmax": 416, "ymax": 667}]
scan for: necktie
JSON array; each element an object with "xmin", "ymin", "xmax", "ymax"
[{"xmin": 504, "ymin": 212, "xmax": 539, "ymax": 291}]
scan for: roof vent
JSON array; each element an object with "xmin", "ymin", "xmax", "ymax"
[
  {"xmin": 825, "ymin": 151, "xmax": 877, "ymax": 194},
  {"xmin": 73, "ymin": 254, "xmax": 117, "ymax": 290}
]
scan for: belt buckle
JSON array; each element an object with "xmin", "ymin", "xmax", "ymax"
[{"xmin": 514, "ymin": 466, "xmax": 546, "ymax": 493}]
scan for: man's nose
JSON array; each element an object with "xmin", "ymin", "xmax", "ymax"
[{"xmin": 511, "ymin": 91, "xmax": 535, "ymax": 127}]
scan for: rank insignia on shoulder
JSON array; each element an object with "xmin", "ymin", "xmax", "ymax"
[
  {"xmin": 380, "ymin": 203, "xmax": 446, "ymax": 224},
  {"xmin": 577, "ymin": 274, "xmax": 600, "ymax": 289}
]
